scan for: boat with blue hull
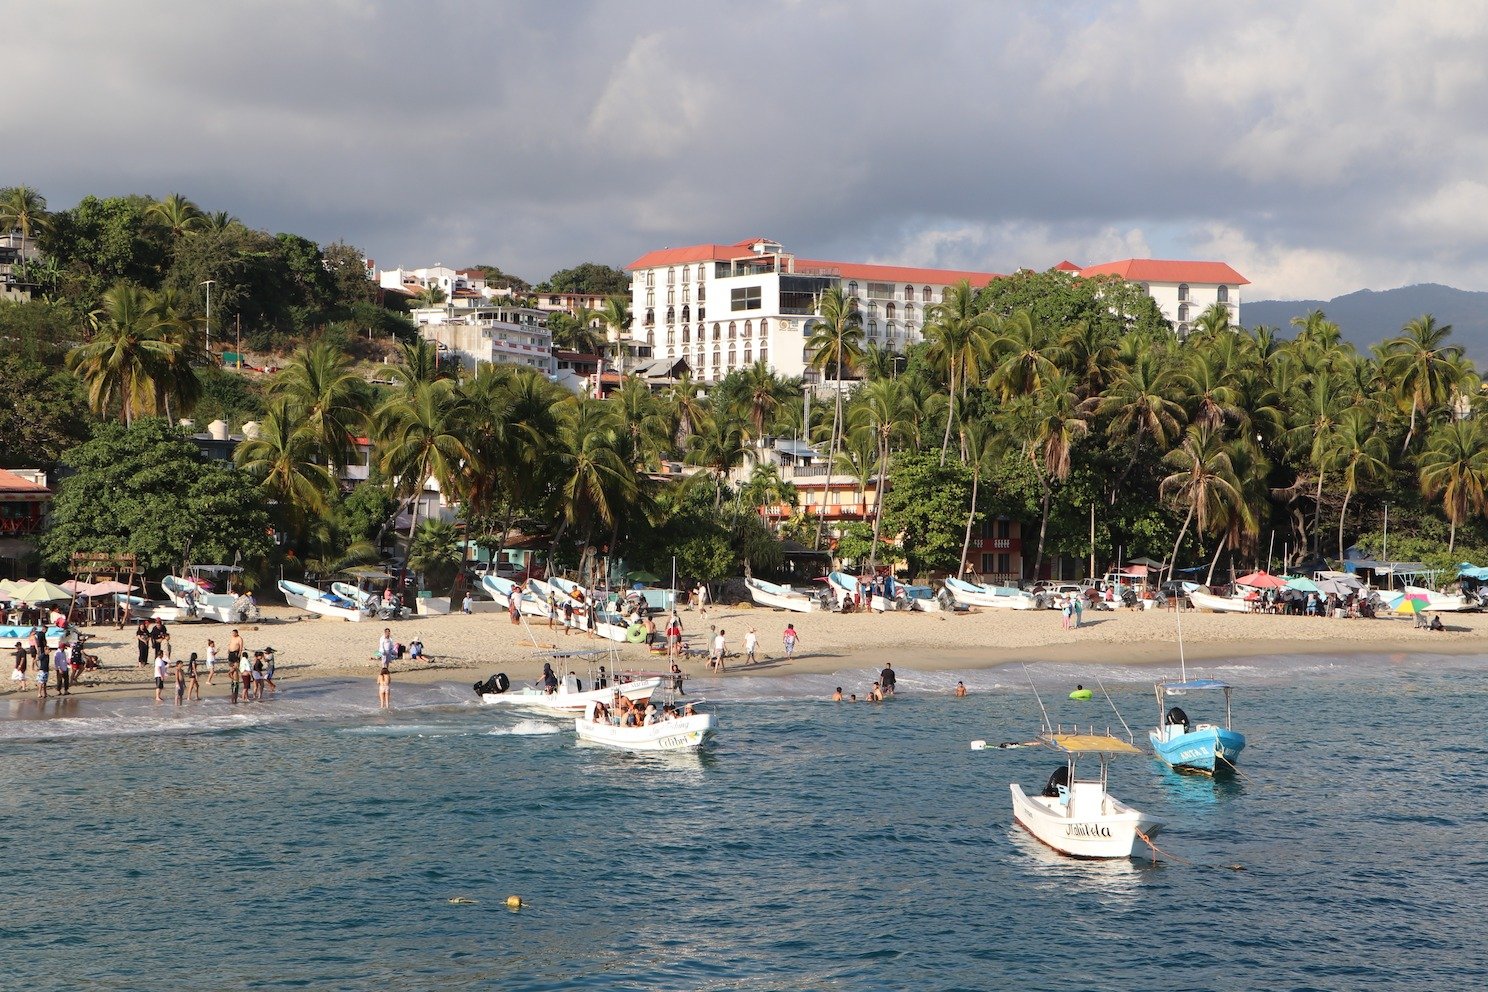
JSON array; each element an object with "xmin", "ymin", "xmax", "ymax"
[{"xmin": 1150, "ymin": 678, "xmax": 1245, "ymax": 775}]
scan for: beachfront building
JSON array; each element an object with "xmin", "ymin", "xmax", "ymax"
[
  {"xmin": 625, "ymin": 238, "xmax": 1004, "ymax": 383},
  {"xmin": 966, "ymin": 517, "xmax": 1027, "ymax": 586},
  {"xmin": 0, "ymin": 232, "xmax": 35, "ymax": 302},
  {"xmin": 1077, "ymin": 259, "xmax": 1248, "ymax": 339},
  {"xmin": 411, "ymin": 304, "xmax": 556, "ymax": 375},
  {"xmin": 0, "ymin": 468, "xmax": 51, "ymax": 575}
]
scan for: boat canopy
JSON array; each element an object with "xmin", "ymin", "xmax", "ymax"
[
  {"xmin": 1161, "ymin": 678, "xmax": 1230, "ymax": 692},
  {"xmin": 1042, "ymin": 733, "xmax": 1142, "ymax": 755},
  {"xmin": 1458, "ymin": 563, "xmax": 1488, "ymax": 580}
]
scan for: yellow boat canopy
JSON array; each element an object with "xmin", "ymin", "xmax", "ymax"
[{"xmin": 1042, "ymin": 733, "xmax": 1142, "ymax": 756}]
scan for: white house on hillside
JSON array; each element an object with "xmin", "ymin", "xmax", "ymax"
[{"xmin": 1078, "ymin": 259, "xmax": 1248, "ymax": 339}]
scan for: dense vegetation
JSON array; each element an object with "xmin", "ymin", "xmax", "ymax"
[{"xmin": 6, "ymin": 183, "xmax": 1488, "ymax": 592}]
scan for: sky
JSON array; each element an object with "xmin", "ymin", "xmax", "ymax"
[{"xmin": 12, "ymin": 0, "xmax": 1488, "ymax": 301}]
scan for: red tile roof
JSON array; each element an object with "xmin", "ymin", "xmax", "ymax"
[
  {"xmin": 626, "ymin": 244, "xmax": 746, "ymax": 270},
  {"xmin": 1052, "ymin": 260, "xmax": 1082, "ymax": 272},
  {"xmin": 1079, "ymin": 259, "xmax": 1249, "ymax": 285},
  {"xmin": 0, "ymin": 469, "xmax": 49, "ymax": 495},
  {"xmin": 627, "ymin": 241, "xmax": 1000, "ymax": 285}
]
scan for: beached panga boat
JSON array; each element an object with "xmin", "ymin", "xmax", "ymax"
[
  {"xmin": 113, "ymin": 593, "xmax": 180, "ymax": 622},
  {"xmin": 944, "ymin": 577, "xmax": 1038, "ymax": 610},
  {"xmin": 160, "ymin": 568, "xmax": 241, "ymax": 623},
  {"xmin": 277, "ymin": 579, "xmax": 364, "ymax": 622},
  {"xmin": 1010, "ymin": 731, "xmax": 1164, "ymax": 859},
  {"xmin": 574, "ymin": 699, "xmax": 714, "ymax": 752},
  {"xmin": 903, "ymin": 584, "xmax": 942, "ymax": 612},
  {"xmin": 0, "ymin": 625, "xmax": 71, "ymax": 650},
  {"xmin": 744, "ymin": 577, "xmax": 817, "ymax": 613},
  {"xmin": 1188, "ymin": 589, "xmax": 1253, "ymax": 613},
  {"xmin": 1150, "ymin": 678, "xmax": 1246, "ymax": 775}
]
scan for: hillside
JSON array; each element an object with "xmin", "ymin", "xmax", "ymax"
[{"xmin": 1243, "ymin": 283, "xmax": 1488, "ymax": 361}]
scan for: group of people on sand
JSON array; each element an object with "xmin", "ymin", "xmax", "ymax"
[{"xmin": 10, "ymin": 633, "xmax": 87, "ymax": 700}]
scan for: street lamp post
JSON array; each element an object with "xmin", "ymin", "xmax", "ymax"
[{"xmin": 201, "ymin": 280, "xmax": 215, "ymax": 359}]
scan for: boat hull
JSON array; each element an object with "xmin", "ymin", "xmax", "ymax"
[
  {"xmin": 945, "ymin": 579, "xmax": 1037, "ymax": 610},
  {"xmin": 278, "ymin": 580, "xmax": 365, "ymax": 621},
  {"xmin": 161, "ymin": 576, "xmax": 239, "ymax": 623},
  {"xmin": 480, "ymin": 676, "xmax": 663, "ymax": 714},
  {"xmin": 1189, "ymin": 590, "xmax": 1252, "ymax": 613},
  {"xmin": 745, "ymin": 578, "xmax": 816, "ymax": 613},
  {"xmin": 574, "ymin": 712, "xmax": 714, "ymax": 751},
  {"xmin": 0, "ymin": 625, "xmax": 71, "ymax": 650},
  {"xmin": 1009, "ymin": 783, "xmax": 1163, "ymax": 859},
  {"xmin": 1150, "ymin": 726, "xmax": 1246, "ymax": 775}
]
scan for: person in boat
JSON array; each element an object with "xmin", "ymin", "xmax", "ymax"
[
  {"xmin": 539, "ymin": 662, "xmax": 558, "ymax": 693},
  {"xmin": 592, "ymin": 701, "xmax": 609, "ymax": 723},
  {"xmin": 597, "ymin": 665, "xmax": 608, "ymax": 689},
  {"xmin": 880, "ymin": 662, "xmax": 896, "ymax": 695},
  {"xmin": 643, "ymin": 703, "xmax": 659, "ymax": 726},
  {"xmin": 832, "ymin": 687, "xmax": 843, "ymax": 701},
  {"xmin": 661, "ymin": 703, "xmax": 678, "ymax": 721},
  {"xmin": 954, "ymin": 681, "xmax": 967, "ymax": 697},
  {"xmin": 670, "ymin": 660, "xmax": 684, "ymax": 693},
  {"xmin": 682, "ymin": 703, "xmax": 697, "ymax": 717}
]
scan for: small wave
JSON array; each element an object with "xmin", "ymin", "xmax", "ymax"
[{"xmin": 489, "ymin": 720, "xmax": 562, "ymax": 736}]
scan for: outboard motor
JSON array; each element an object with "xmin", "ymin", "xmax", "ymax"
[
  {"xmin": 473, "ymin": 672, "xmax": 511, "ymax": 696},
  {"xmin": 1041, "ymin": 765, "xmax": 1070, "ymax": 798},
  {"xmin": 1165, "ymin": 706, "xmax": 1190, "ymax": 731}
]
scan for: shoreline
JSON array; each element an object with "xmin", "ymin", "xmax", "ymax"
[{"xmin": 3, "ymin": 601, "xmax": 1485, "ymax": 708}]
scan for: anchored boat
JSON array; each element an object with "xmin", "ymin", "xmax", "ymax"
[
  {"xmin": 575, "ymin": 698, "xmax": 714, "ymax": 752},
  {"xmin": 1150, "ymin": 678, "xmax": 1246, "ymax": 775},
  {"xmin": 1010, "ymin": 731, "xmax": 1165, "ymax": 859}
]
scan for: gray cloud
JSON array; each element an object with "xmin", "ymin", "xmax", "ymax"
[{"xmin": 12, "ymin": 1, "xmax": 1488, "ymax": 299}]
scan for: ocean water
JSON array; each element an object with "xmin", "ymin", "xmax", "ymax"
[{"xmin": 3, "ymin": 653, "xmax": 1488, "ymax": 991}]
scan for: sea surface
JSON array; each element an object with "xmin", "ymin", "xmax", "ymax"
[{"xmin": 3, "ymin": 652, "xmax": 1488, "ymax": 991}]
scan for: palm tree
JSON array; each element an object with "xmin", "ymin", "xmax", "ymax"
[
  {"xmin": 374, "ymin": 380, "xmax": 471, "ymax": 542},
  {"xmin": 662, "ymin": 373, "xmax": 707, "ymax": 446},
  {"xmin": 858, "ymin": 342, "xmax": 900, "ymax": 381},
  {"xmin": 958, "ymin": 419, "xmax": 1001, "ymax": 576},
  {"xmin": 407, "ymin": 518, "xmax": 464, "ymax": 595},
  {"xmin": 270, "ymin": 341, "xmax": 369, "ymax": 470},
  {"xmin": 852, "ymin": 377, "xmax": 911, "ymax": 569},
  {"xmin": 806, "ymin": 286, "xmax": 865, "ymax": 548},
  {"xmin": 686, "ymin": 406, "xmax": 749, "ymax": 508},
  {"xmin": 1285, "ymin": 371, "xmax": 1345, "ymax": 555},
  {"xmin": 1018, "ymin": 371, "xmax": 1089, "ymax": 578},
  {"xmin": 0, "ymin": 185, "xmax": 50, "ymax": 244},
  {"xmin": 1381, "ymin": 314, "xmax": 1464, "ymax": 453},
  {"xmin": 411, "ymin": 284, "xmax": 448, "ymax": 309},
  {"xmin": 1090, "ymin": 349, "xmax": 1187, "ymax": 457},
  {"xmin": 1418, "ymin": 420, "xmax": 1488, "ymax": 552},
  {"xmin": 1192, "ymin": 302, "xmax": 1232, "ymax": 336},
  {"xmin": 922, "ymin": 280, "xmax": 994, "ymax": 461},
  {"xmin": 1325, "ymin": 408, "xmax": 1390, "ymax": 559},
  {"xmin": 986, "ymin": 309, "xmax": 1060, "ymax": 402},
  {"xmin": 67, "ymin": 284, "xmax": 178, "ymax": 424},
  {"xmin": 148, "ymin": 286, "xmax": 202, "ymax": 423},
  {"xmin": 554, "ymin": 396, "xmax": 636, "ymax": 548},
  {"xmin": 740, "ymin": 463, "xmax": 798, "ymax": 519},
  {"xmin": 1160, "ymin": 424, "xmax": 1244, "ymax": 583},
  {"xmin": 738, "ymin": 361, "xmax": 794, "ymax": 441},
  {"xmin": 389, "ymin": 338, "xmax": 445, "ymax": 395},
  {"xmin": 599, "ymin": 297, "xmax": 633, "ymax": 371},
  {"xmin": 234, "ymin": 399, "xmax": 337, "ymax": 545},
  {"xmin": 611, "ymin": 375, "xmax": 672, "ymax": 472},
  {"xmin": 147, "ymin": 193, "xmax": 203, "ymax": 238},
  {"xmin": 1058, "ymin": 319, "xmax": 1118, "ymax": 397},
  {"xmin": 202, "ymin": 210, "xmax": 240, "ymax": 232}
]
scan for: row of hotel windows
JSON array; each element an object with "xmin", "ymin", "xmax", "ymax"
[
  {"xmin": 646, "ymin": 318, "xmax": 921, "ymax": 347},
  {"xmin": 1174, "ymin": 299, "xmax": 1237, "ymax": 321},
  {"xmin": 1175, "ymin": 284, "xmax": 1232, "ymax": 303},
  {"xmin": 663, "ymin": 346, "xmax": 769, "ymax": 376},
  {"xmin": 639, "ymin": 268, "xmax": 950, "ymax": 304}
]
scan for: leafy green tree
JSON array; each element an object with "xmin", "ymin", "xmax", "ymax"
[
  {"xmin": 1418, "ymin": 419, "xmax": 1488, "ymax": 552},
  {"xmin": 408, "ymin": 518, "xmax": 463, "ymax": 595},
  {"xmin": 233, "ymin": 399, "xmax": 337, "ymax": 546},
  {"xmin": 0, "ymin": 354, "xmax": 94, "ymax": 466},
  {"xmin": 0, "ymin": 297, "xmax": 82, "ymax": 363},
  {"xmin": 978, "ymin": 269, "xmax": 1169, "ymax": 339},
  {"xmin": 374, "ymin": 379, "xmax": 471, "ymax": 541},
  {"xmin": 41, "ymin": 418, "xmax": 272, "ymax": 572},
  {"xmin": 686, "ymin": 406, "xmax": 748, "ymax": 508},
  {"xmin": 880, "ymin": 451, "xmax": 973, "ymax": 576},
  {"xmin": 41, "ymin": 194, "xmax": 174, "ymax": 307},
  {"xmin": 539, "ymin": 262, "xmax": 629, "ymax": 296}
]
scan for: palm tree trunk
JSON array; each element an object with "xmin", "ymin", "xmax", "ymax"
[
  {"xmin": 1401, "ymin": 397, "xmax": 1418, "ymax": 454},
  {"xmin": 940, "ymin": 362, "xmax": 956, "ymax": 465},
  {"xmin": 1169, "ymin": 503, "xmax": 1196, "ymax": 586},
  {"xmin": 1032, "ymin": 477, "xmax": 1051, "ymax": 582},
  {"xmin": 1449, "ymin": 518, "xmax": 1457, "ymax": 553},
  {"xmin": 1338, "ymin": 485, "xmax": 1353, "ymax": 560},
  {"xmin": 814, "ymin": 375, "xmax": 844, "ymax": 550},
  {"xmin": 868, "ymin": 437, "xmax": 888, "ymax": 571},
  {"xmin": 959, "ymin": 466, "xmax": 981, "ymax": 575},
  {"xmin": 1205, "ymin": 538, "xmax": 1226, "ymax": 586},
  {"xmin": 1311, "ymin": 471, "xmax": 1325, "ymax": 556}
]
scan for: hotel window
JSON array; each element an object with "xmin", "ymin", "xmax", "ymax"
[
  {"xmin": 681, "ymin": 305, "xmax": 690, "ymax": 322},
  {"xmin": 682, "ymin": 325, "xmax": 690, "ymax": 344},
  {"xmin": 667, "ymin": 268, "xmax": 675, "ymax": 285},
  {"xmin": 666, "ymin": 306, "xmax": 675, "ymax": 323},
  {"xmin": 713, "ymin": 322, "xmax": 721, "ymax": 341},
  {"xmin": 728, "ymin": 321, "xmax": 736, "ymax": 340},
  {"xmin": 728, "ymin": 347, "xmax": 736, "ymax": 366},
  {"xmin": 997, "ymin": 553, "xmax": 1011, "ymax": 574},
  {"xmin": 922, "ymin": 286, "xmax": 932, "ymax": 302},
  {"xmin": 666, "ymin": 329, "xmax": 675, "ymax": 346},
  {"xmin": 867, "ymin": 319, "xmax": 878, "ymax": 339},
  {"xmin": 1217, "ymin": 285, "xmax": 1230, "ymax": 303},
  {"xmin": 696, "ymin": 264, "xmax": 705, "ymax": 282},
  {"xmin": 731, "ymin": 285, "xmax": 762, "ymax": 311},
  {"xmin": 904, "ymin": 284, "xmax": 914, "ymax": 299},
  {"xmin": 698, "ymin": 284, "xmax": 706, "ymax": 303},
  {"xmin": 698, "ymin": 306, "xmax": 705, "ymax": 321},
  {"xmin": 667, "ymin": 288, "xmax": 674, "ymax": 305},
  {"xmin": 712, "ymin": 348, "xmax": 721, "ymax": 372},
  {"xmin": 847, "ymin": 281, "xmax": 859, "ymax": 297},
  {"xmin": 646, "ymin": 272, "xmax": 654, "ymax": 287},
  {"xmin": 759, "ymin": 318, "xmax": 768, "ymax": 336},
  {"xmin": 885, "ymin": 302, "xmax": 896, "ymax": 319},
  {"xmin": 743, "ymin": 320, "xmax": 752, "ymax": 338},
  {"xmin": 744, "ymin": 347, "xmax": 752, "ymax": 364},
  {"xmin": 644, "ymin": 308, "xmax": 654, "ymax": 326},
  {"xmin": 1177, "ymin": 323, "xmax": 1190, "ymax": 341},
  {"xmin": 683, "ymin": 286, "xmax": 690, "ymax": 303},
  {"xmin": 760, "ymin": 345, "xmax": 768, "ymax": 364},
  {"xmin": 1177, "ymin": 303, "xmax": 1189, "ymax": 322},
  {"xmin": 646, "ymin": 290, "xmax": 654, "ymax": 307},
  {"xmin": 1178, "ymin": 283, "xmax": 1189, "ymax": 301},
  {"xmin": 682, "ymin": 266, "xmax": 689, "ymax": 284}
]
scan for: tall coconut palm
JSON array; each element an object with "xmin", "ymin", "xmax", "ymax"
[
  {"xmin": 1418, "ymin": 419, "xmax": 1488, "ymax": 552},
  {"xmin": 271, "ymin": 341, "xmax": 369, "ymax": 470},
  {"xmin": 1285, "ymin": 371, "xmax": 1345, "ymax": 555},
  {"xmin": 1160, "ymin": 423, "xmax": 1244, "ymax": 583},
  {"xmin": 233, "ymin": 399, "xmax": 337, "ymax": 545},
  {"xmin": 806, "ymin": 286, "xmax": 865, "ymax": 548},
  {"xmin": 1058, "ymin": 318, "xmax": 1118, "ymax": 397},
  {"xmin": 389, "ymin": 338, "xmax": 445, "ymax": 396},
  {"xmin": 738, "ymin": 360, "xmax": 794, "ymax": 442},
  {"xmin": 1381, "ymin": 314, "xmax": 1464, "ymax": 453},
  {"xmin": 1012, "ymin": 371, "xmax": 1088, "ymax": 579},
  {"xmin": 986, "ymin": 309, "xmax": 1060, "ymax": 402},
  {"xmin": 1325, "ymin": 408, "xmax": 1390, "ymax": 559},
  {"xmin": 662, "ymin": 373, "xmax": 707, "ymax": 446},
  {"xmin": 686, "ymin": 406, "xmax": 749, "ymax": 509},
  {"xmin": 67, "ymin": 284, "xmax": 178, "ymax": 424},
  {"xmin": 599, "ymin": 297, "xmax": 633, "ymax": 371},
  {"xmin": 1089, "ymin": 349, "xmax": 1187, "ymax": 459},
  {"xmin": 957, "ymin": 419, "xmax": 1002, "ymax": 576},
  {"xmin": 374, "ymin": 380, "xmax": 471, "ymax": 542},
  {"xmin": 0, "ymin": 185, "xmax": 50, "ymax": 243},
  {"xmin": 555, "ymin": 396, "xmax": 637, "ymax": 552},
  {"xmin": 923, "ymin": 280, "xmax": 994, "ymax": 461},
  {"xmin": 411, "ymin": 284, "xmax": 448, "ymax": 309},
  {"xmin": 851, "ymin": 377, "xmax": 911, "ymax": 569},
  {"xmin": 147, "ymin": 193, "xmax": 203, "ymax": 238},
  {"xmin": 611, "ymin": 375, "xmax": 673, "ymax": 472},
  {"xmin": 148, "ymin": 286, "xmax": 202, "ymax": 423},
  {"xmin": 740, "ymin": 463, "xmax": 798, "ymax": 519},
  {"xmin": 1191, "ymin": 301, "xmax": 1232, "ymax": 336}
]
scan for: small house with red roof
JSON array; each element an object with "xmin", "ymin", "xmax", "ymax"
[{"xmin": 0, "ymin": 468, "xmax": 51, "ymax": 571}]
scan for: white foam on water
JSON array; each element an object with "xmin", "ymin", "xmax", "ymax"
[{"xmin": 488, "ymin": 720, "xmax": 562, "ymax": 736}]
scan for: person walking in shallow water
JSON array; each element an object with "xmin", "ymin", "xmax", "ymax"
[{"xmin": 377, "ymin": 666, "xmax": 391, "ymax": 709}]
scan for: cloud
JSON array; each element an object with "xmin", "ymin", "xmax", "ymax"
[{"xmin": 8, "ymin": 1, "xmax": 1488, "ymax": 296}]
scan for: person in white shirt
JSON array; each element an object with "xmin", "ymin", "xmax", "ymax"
[
  {"xmin": 378, "ymin": 628, "xmax": 396, "ymax": 668},
  {"xmin": 153, "ymin": 651, "xmax": 168, "ymax": 702},
  {"xmin": 711, "ymin": 629, "xmax": 727, "ymax": 673},
  {"xmin": 743, "ymin": 627, "xmax": 758, "ymax": 665}
]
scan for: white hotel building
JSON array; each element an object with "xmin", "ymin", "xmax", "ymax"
[{"xmin": 626, "ymin": 238, "xmax": 1247, "ymax": 381}]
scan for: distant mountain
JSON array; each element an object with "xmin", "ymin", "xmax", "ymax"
[{"xmin": 1243, "ymin": 283, "xmax": 1488, "ymax": 362}]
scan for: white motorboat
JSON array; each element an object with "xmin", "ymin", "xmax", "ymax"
[
  {"xmin": 1188, "ymin": 590, "xmax": 1253, "ymax": 613},
  {"xmin": 1009, "ymin": 731, "xmax": 1165, "ymax": 860},
  {"xmin": 826, "ymin": 571, "xmax": 899, "ymax": 612},
  {"xmin": 944, "ymin": 577, "xmax": 1039, "ymax": 610},
  {"xmin": 0, "ymin": 624, "xmax": 73, "ymax": 650},
  {"xmin": 114, "ymin": 593, "xmax": 180, "ymax": 622},
  {"xmin": 575, "ymin": 702, "xmax": 714, "ymax": 752},
  {"xmin": 475, "ymin": 670, "xmax": 663, "ymax": 714},
  {"xmin": 903, "ymin": 584, "xmax": 943, "ymax": 612},
  {"xmin": 330, "ymin": 581, "xmax": 378, "ymax": 611},
  {"xmin": 161, "ymin": 564, "xmax": 244, "ymax": 623},
  {"xmin": 277, "ymin": 579, "xmax": 365, "ymax": 621},
  {"xmin": 744, "ymin": 577, "xmax": 817, "ymax": 613},
  {"xmin": 480, "ymin": 574, "xmax": 522, "ymax": 610},
  {"xmin": 1395, "ymin": 584, "xmax": 1478, "ymax": 613}
]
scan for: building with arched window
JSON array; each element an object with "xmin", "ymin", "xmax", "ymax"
[{"xmin": 1076, "ymin": 259, "xmax": 1248, "ymax": 336}]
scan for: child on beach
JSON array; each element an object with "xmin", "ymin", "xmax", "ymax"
[
  {"xmin": 782, "ymin": 623, "xmax": 799, "ymax": 660},
  {"xmin": 744, "ymin": 627, "xmax": 758, "ymax": 665}
]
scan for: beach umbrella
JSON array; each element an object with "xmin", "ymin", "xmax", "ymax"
[
  {"xmin": 626, "ymin": 570, "xmax": 661, "ymax": 584},
  {"xmin": 1285, "ymin": 576, "xmax": 1320, "ymax": 593},
  {"xmin": 1235, "ymin": 570, "xmax": 1287, "ymax": 589},
  {"xmin": 1314, "ymin": 578, "xmax": 1350, "ymax": 597},
  {"xmin": 85, "ymin": 579, "xmax": 133, "ymax": 597},
  {"xmin": 1396, "ymin": 597, "xmax": 1426, "ymax": 615},
  {"xmin": 11, "ymin": 579, "xmax": 74, "ymax": 603}
]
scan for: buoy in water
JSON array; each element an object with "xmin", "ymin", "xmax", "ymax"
[
  {"xmin": 1068, "ymin": 684, "xmax": 1093, "ymax": 700},
  {"xmin": 970, "ymin": 739, "xmax": 987, "ymax": 750},
  {"xmin": 506, "ymin": 895, "xmax": 524, "ymax": 910}
]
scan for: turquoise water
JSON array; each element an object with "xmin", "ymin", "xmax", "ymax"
[{"xmin": 3, "ymin": 654, "xmax": 1488, "ymax": 990}]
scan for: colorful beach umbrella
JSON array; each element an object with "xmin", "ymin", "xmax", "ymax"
[
  {"xmin": 1395, "ymin": 596, "xmax": 1427, "ymax": 615},
  {"xmin": 11, "ymin": 579, "xmax": 74, "ymax": 603},
  {"xmin": 1235, "ymin": 570, "xmax": 1287, "ymax": 589},
  {"xmin": 1285, "ymin": 576, "xmax": 1320, "ymax": 593}
]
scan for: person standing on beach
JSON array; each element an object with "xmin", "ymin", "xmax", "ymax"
[
  {"xmin": 1061, "ymin": 600, "xmax": 1071, "ymax": 630},
  {"xmin": 153, "ymin": 650, "xmax": 167, "ymax": 703},
  {"xmin": 263, "ymin": 647, "xmax": 277, "ymax": 693},
  {"xmin": 187, "ymin": 653, "xmax": 201, "ymax": 701},
  {"xmin": 174, "ymin": 659, "xmax": 186, "ymax": 706},
  {"xmin": 36, "ymin": 643, "xmax": 50, "ymax": 699},
  {"xmin": 698, "ymin": 583, "xmax": 709, "ymax": 617},
  {"xmin": 378, "ymin": 628, "xmax": 396, "ymax": 669},
  {"xmin": 239, "ymin": 653, "xmax": 253, "ymax": 703},
  {"xmin": 377, "ymin": 665, "xmax": 391, "ymax": 709},
  {"xmin": 53, "ymin": 643, "xmax": 70, "ymax": 696},
  {"xmin": 230, "ymin": 660, "xmax": 240, "ymax": 704},
  {"xmin": 227, "ymin": 629, "xmax": 244, "ymax": 680},
  {"xmin": 205, "ymin": 639, "xmax": 218, "ymax": 684},
  {"xmin": 744, "ymin": 627, "xmax": 758, "ymax": 665},
  {"xmin": 11, "ymin": 641, "xmax": 27, "ymax": 689},
  {"xmin": 135, "ymin": 622, "xmax": 151, "ymax": 668},
  {"xmin": 782, "ymin": 623, "xmax": 799, "ymax": 661},
  {"xmin": 547, "ymin": 592, "xmax": 557, "ymax": 629},
  {"xmin": 711, "ymin": 629, "xmax": 727, "ymax": 672}
]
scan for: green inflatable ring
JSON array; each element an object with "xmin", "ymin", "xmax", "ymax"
[
  {"xmin": 1068, "ymin": 689, "xmax": 1093, "ymax": 701},
  {"xmin": 625, "ymin": 623, "xmax": 647, "ymax": 644}
]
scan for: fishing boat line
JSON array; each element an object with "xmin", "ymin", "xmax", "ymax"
[{"xmin": 1094, "ymin": 675, "xmax": 1133, "ymax": 743}]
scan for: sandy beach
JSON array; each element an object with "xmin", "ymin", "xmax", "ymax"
[{"xmin": 8, "ymin": 599, "xmax": 1487, "ymax": 703}]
